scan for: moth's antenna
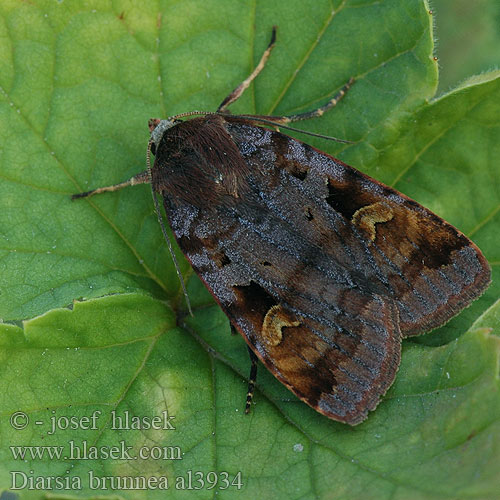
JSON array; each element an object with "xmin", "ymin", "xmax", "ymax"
[
  {"xmin": 170, "ymin": 110, "xmax": 214, "ymax": 120},
  {"xmin": 167, "ymin": 110, "xmax": 352, "ymax": 144},
  {"xmin": 146, "ymin": 141, "xmax": 194, "ymax": 317},
  {"xmin": 231, "ymin": 116, "xmax": 353, "ymax": 143}
]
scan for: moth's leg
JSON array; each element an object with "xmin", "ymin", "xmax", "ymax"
[
  {"xmin": 71, "ymin": 170, "xmax": 150, "ymax": 200},
  {"xmin": 217, "ymin": 26, "xmax": 277, "ymax": 112},
  {"xmin": 245, "ymin": 346, "xmax": 259, "ymax": 414},
  {"xmin": 230, "ymin": 325, "xmax": 259, "ymax": 412},
  {"xmin": 264, "ymin": 77, "xmax": 355, "ymax": 125}
]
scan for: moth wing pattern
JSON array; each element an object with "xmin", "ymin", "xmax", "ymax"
[
  {"xmin": 223, "ymin": 117, "xmax": 491, "ymax": 337},
  {"xmin": 153, "ymin": 115, "xmax": 490, "ymax": 425}
]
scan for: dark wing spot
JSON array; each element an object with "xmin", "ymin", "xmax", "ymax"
[
  {"xmin": 288, "ymin": 162, "xmax": 308, "ymax": 181},
  {"xmin": 233, "ymin": 281, "xmax": 277, "ymax": 313}
]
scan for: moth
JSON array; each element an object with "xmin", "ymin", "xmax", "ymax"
[{"xmin": 73, "ymin": 28, "xmax": 491, "ymax": 425}]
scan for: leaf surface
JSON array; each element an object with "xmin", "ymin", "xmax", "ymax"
[{"xmin": 0, "ymin": 1, "xmax": 498, "ymax": 498}]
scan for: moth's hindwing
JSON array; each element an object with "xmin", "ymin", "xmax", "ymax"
[{"xmin": 152, "ymin": 114, "xmax": 491, "ymax": 425}]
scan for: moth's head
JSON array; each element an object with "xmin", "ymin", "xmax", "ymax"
[{"xmin": 148, "ymin": 118, "xmax": 178, "ymax": 154}]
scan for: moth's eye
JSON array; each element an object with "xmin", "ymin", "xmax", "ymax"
[{"xmin": 150, "ymin": 142, "xmax": 157, "ymax": 155}]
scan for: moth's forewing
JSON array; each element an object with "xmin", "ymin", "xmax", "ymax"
[
  {"xmin": 151, "ymin": 115, "xmax": 490, "ymax": 425},
  {"xmin": 221, "ymin": 116, "xmax": 490, "ymax": 335}
]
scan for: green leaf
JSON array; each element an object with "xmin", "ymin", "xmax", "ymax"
[
  {"xmin": 434, "ymin": 0, "xmax": 500, "ymax": 95},
  {"xmin": 0, "ymin": 0, "xmax": 498, "ymax": 498}
]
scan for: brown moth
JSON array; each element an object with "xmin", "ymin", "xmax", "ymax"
[{"xmin": 73, "ymin": 28, "xmax": 491, "ymax": 425}]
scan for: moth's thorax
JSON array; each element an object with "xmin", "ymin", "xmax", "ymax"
[{"xmin": 150, "ymin": 115, "xmax": 251, "ymax": 208}]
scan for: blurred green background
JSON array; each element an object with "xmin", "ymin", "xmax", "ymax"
[{"xmin": 434, "ymin": 0, "xmax": 500, "ymax": 94}]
